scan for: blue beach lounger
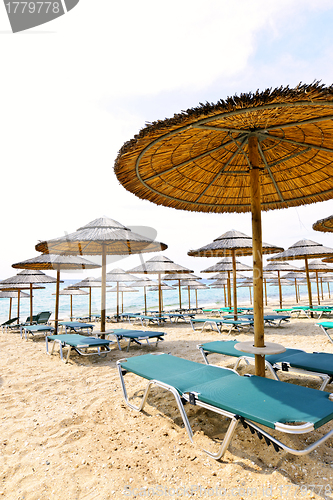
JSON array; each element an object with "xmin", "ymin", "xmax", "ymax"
[
  {"xmin": 189, "ymin": 317, "xmax": 254, "ymax": 335},
  {"xmin": 117, "ymin": 352, "xmax": 333, "ymax": 460},
  {"xmin": 198, "ymin": 340, "xmax": 333, "ymax": 391},
  {"xmin": 21, "ymin": 324, "xmax": 55, "ymax": 340},
  {"xmin": 110, "ymin": 329, "xmax": 166, "ymax": 351},
  {"xmin": 316, "ymin": 322, "xmax": 333, "ymax": 343},
  {"xmin": 46, "ymin": 334, "xmax": 113, "ymax": 363},
  {"xmin": 58, "ymin": 321, "xmax": 94, "ymax": 334}
]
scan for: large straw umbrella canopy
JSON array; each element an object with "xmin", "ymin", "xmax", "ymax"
[
  {"xmin": 0, "ymin": 290, "xmax": 29, "ymax": 320},
  {"xmin": 0, "ymin": 269, "xmax": 57, "ymax": 324},
  {"xmin": 12, "ymin": 254, "xmax": 100, "ymax": 332},
  {"xmin": 115, "ymin": 82, "xmax": 333, "ymax": 377},
  {"xmin": 55, "ymin": 287, "xmax": 88, "ymax": 320},
  {"xmin": 313, "ymin": 215, "xmax": 333, "ymax": 233},
  {"xmin": 35, "ymin": 217, "xmax": 167, "ymax": 332},
  {"xmin": 128, "ymin": 255, "xmax": 193, "ymax": 316},
  {"xmin": 70, "ymin": 277, "xmax": 101, "ymax": 320},
  {"xmin": 191, "ymin": 231, "xmax": 282, "ymax": 319},
  {"xmin": 268, "ymin": 240, "xmax": 333, "ymax": 313}
]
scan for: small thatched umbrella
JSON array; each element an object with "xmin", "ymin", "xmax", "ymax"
[
  {"xmin": 162, "ymin": 272, "xmax": 200, "ymax": 310},
  {"xmin": 263, "ymin": 262, "xmax": 300, "ymax": 308},
  {"xmin": 298, "ymin": 259, "xmax": 333, "ymax": 305},
  {"xmin": 268, "ymin": 240, "xmax": 333, "ymax": 313},
  {"xmin": 237, "ymin": 278, "xmax": 254, "ymax": 305},
  {"xmin": 107, "ymin": 283, "xmax": 139, "ymax": 314},
  {"xmin": 12, "ymin": 254, "xmax": 100, "ymax": 332},
  {"xmin": 101, "ymin": 268, "xmax": 140, "ymax": 319},
  {"xmin": 189, "ymin": 231, "xmax": 282, "ymax": 319},
  {"xmin": 0, "ymin": 282, "xmax": 44, "ymax": 323},
  {"xmin": 128, "ymin": 276, "xmax": 158, "ymax": 314},
  {"xmin": 0, "ymin": 290, "xmax": 29, "ymax": 320},
  {"xmin": 148, "ymin": 282, "xmax": 175, "ymax": 311},
  {"xmin": 208, "ymin": 278, "xmax": 228, "ymax": 307},
  {"xmin": 313, "ymin": 215, "xmax": 333, "ymax": 233},
  {"xmin": 54, "ymin": 287, "xmax": 88, "ymax": 320},
  {"xmin": 115, "ymin": 82, "xmax": 333, "ymax": 376},
  {"xmin": 181, "ymin": 279, "xmax": 208, "ymax": 309},
  {"xmin": 0, "ymin": 269, "xmax": 57, "ymax": 324},
  {"xmin": 128, "ymin": 255, "xmax": 193, "ymax": 316},
  {"xmin": 70, "ymin": 277, "xmax": 101, "ymax": 320},
  {"xmin": 35, "ymin": 217, "xmax": 167, "ymax": 333},
  {"xmin": 282, "ymin": 272, "xmax": 306, "ymax": 303}
]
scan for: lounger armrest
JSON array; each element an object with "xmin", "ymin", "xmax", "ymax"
[{"xmin": 274, "ymin": 422, "xmax": 314, "ymax": 434}]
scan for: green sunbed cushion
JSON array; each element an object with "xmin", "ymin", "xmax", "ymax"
[
  {"xmin": 201, "ymin": 340, "xmax": 301, "ymax": 360},
  {"xmin": 121, "ymin": 353, "xmax": 333, "ymax": 429},
  {"xmin": 112, "ymin": 329, "xmax": 164, "ymax": 339},
  {"xmin": 47, "ymin": 334, "xmax": 110, "ymax": 347},
  {"xmin": 317, "ymin": 322, "xmax": 333, "ymax": 329},
  {"xmin": 24, "ymin": 325, "xmax": 54, "ymax": 332},
  {"xmin": 59, "ymin": 322, "xmax": 94, "ymax": 328}
]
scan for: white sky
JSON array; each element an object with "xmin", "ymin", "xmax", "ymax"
[{"xmin": 1, "ymin": 0, "xmax": 333, "ymax": 279}]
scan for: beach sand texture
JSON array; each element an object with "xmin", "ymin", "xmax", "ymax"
[{"xmin": 1, "ymin": 297, "xmax": 333, "ymax": 499}]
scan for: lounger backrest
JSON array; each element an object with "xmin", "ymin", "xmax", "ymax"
[
  {"xmin": 1, "ymin": 317, "xmax": 19, "ymax": 326},
  {"xmin": 36, "ymin": 311, "xmax": 52, "ymax": 324}
]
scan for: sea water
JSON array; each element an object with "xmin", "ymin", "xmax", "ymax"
[{"xmin": 0, "ymin": 279, "xmax": 329, "ymax": 324}]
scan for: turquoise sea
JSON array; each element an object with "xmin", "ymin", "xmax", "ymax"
[{"xmin": 0, "ymin": 279, "xmax": 330, "ymax": 324}]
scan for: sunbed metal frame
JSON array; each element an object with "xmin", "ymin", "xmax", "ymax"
[
  {"xmin": 117, "ymin": 353, "xmax": 333, "ymax": 460},
  {"xmin": 189, "ymin": 317, "xmax": 254, "ymax": 335},
  {"xmin": 46, "ymin": 334, "xmax": 113, "ymax": 363},
  {"xmin": 21, "ymin": 324, "xmax": 55, "ymax": 341},
  {"xmin": 109, "ymin": 329, "xmax": 166, "ymax": 351},
  {"xmin": 317, "ymin": 322, "xmax": 333, "ymax": 343},
  {"xmin": 198, "ymin": 341, "xmax": 333, "ymax": 391}
]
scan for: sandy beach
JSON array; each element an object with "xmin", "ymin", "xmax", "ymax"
[{"xmin": 1, "ymin": 297, "xmax": 333, "ymax": 500}]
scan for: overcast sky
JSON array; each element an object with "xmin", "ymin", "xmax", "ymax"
[{"xmin": 1, "ymin": 0, "xmax": 333, "ymax": 279}]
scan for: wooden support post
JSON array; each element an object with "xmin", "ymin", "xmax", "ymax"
[
  {"xmin": 232, "ymin": 251, "xmax": 238, "ymax": 319},
  {"xmin": 101, "ymin": 245, "xmax": 106, "ymax": 334},
  {"xmin": 305, "ymin": 257, "xmax": 313, "ymax": 317},
  {"xmin": 30, "ymin": 283, "xmax": 33, "ymax": 324},
  {"xmin": 55, "ymin": 268, "xmax": 60, "ymax": 334},
  {"xmin": 278, "ymin": 271, "xmax": 282, "ymax": 309},
  {"xmin": 248, "ymin": 135, "xmax": 265, "ymax": 377}
]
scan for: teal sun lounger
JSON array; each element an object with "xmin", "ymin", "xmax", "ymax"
[
  {"xmin": 46, "ymin": 334, "xmax": 113, "ymax": 363},
  {"xmin": 109, "ymin": 329, "xmax": 166, "ymax": 351},
  {"xmin": 316, "ymin": 322, "xmax": 333, "ymax": 343},
  {"xmin": 117, "ymin": 352, "xmax": 333, "ymax": 460},
  {"xmin": 21, "ymin": 324, "xmax": 55, "ymax": 340},
  {"xmin": 189, "ymin": 317, "xmax": 254, "ymax": 334},
  {"xmin": 198, "ymin": 340, "xmax": 333, "ymax": 391}
]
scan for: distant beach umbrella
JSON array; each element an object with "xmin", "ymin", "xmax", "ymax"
[
  {"xmin": 0, "ymin": 269, "xmax": 57, "ymax": 324},
  {"xmin": 237, "ymin": 279, "xmax": 254, "ymax": 305},
  {"xmin": 12, "ymin": 254, "xmax": 100, "ymax": 332},
  {"xmin": 268, "ymin": 240, "xmax": 333, "ymax": 313},
  {"xmin": 114, "ymin": 82, "xmax": 333, "ymax": 377},
  {"xmin": 313, "ymin": 215, "xmax": 333, "ymax": 233},
  {"xmin": 100, "ymin": 268, "xmax": 140, "ymax": 319},
  {"xmin": 54, "ymin": 287, "xmax": 88, "ymax": 320},
  {"xmin": 162, "ymin": 272, "xmax": 200, "ymax": 310},
  {"xmin": 70, "ymin": 277, "xmax": 102, "ymax": 320},
  {"xmin": 283, "ymin": 272, "xmax": 306, "ymax": 303},
  {"xmin": 180, "ymin": 280, "xmax": 208, "ymax": 309},
  {"xmin": 148, "ymin": 282, "xmax": 175, "ymax": 311},
  {"xmin": 127, "ymin": 276, "xmax": 158, "ymax": 314},
  {"xmin": 0, "ymin": 290, "xmax": 29, "ymax": 320},
  {"xmin": 189, "ymin": 231, "xmax": 282, "ymax": 319},
  {"xmin": 107, "ymin": 283, "xmax": 139, "ymax": 314},
  {"xmin": 35, "ymin": 217, "xmax": 167, "ymax": 333},
  {"xmin": 263, "ymin": 262, "xmax": 300, "ymax": 308},
  {"xmin": 128, "ymin": 255, "xmax": 193, "ymax": 316},
  {"xmin": 298, "ymin": 259, "xmax": 333, "ymax": 305}
]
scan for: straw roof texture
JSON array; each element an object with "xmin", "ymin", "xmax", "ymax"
[
  {"xmin": 0, "ymin": 291, "xmax": 29, "ymax": 298},
  {"xmin": 313, "ymin": 215, "xmax": 333, "ymax": 232},
  {"xmin": 128, "ymin": 256, "xmax": 193, "ymax": 275},
  {"xmin": 102, "ymin": 268, "xmax": 140, "ymax": 283},
  {"xmin": 12, "ymin": 254, "xmax": 100, "ymax": 271},
  {"xmin": 0, "ymin": 269, "xmax": 57, "ymax": 284},
  {"xmin": 263, "ymin": 262, "xmax": 300, "ymax": 272},
  {"xmin": 268, "ymin": 239, "xmax": 333, "ymax": 261},
  {"xmin": 298, "ymin": 259, "xmax": 333, "ymax": 272},
  {"xmin": 115, "ymin": 82, "xmax": 333, "ymax": 214},
  {"xmin": 188, "ymin": 230, "xmax": 283, "ymax": 257},
  {"xmin": 57, "ymin": 288, "xmax": 88, "ymax": 296},
  {"xmin": 107, "ymin": 285, "xmax": 139, "ymax": 292},
  {"xmin": 70, "ymin": 277, "xmax": 102, "ymax": 288},
  {"xmin": 201, "ymin": 256, "xmax": 252, "ymax": 273},
  {"xmin": 35, "ymin": 217, "xmax": 167, "ymax": 255}
]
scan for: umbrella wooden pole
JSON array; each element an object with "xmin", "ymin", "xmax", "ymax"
[
  {"xmin": 188, "ymin": 285, "xmax": 191, "ymax": 309},
  {"xmin": 295, "ymin": 279, "xmax": 298, "ymax": 303},
  {"xmin": 116, "ymin": 282, "xmax": 120, "ymax": 319},
  {"xmin": 321, "ymin": 277, "xmax": 324, "ymax": 300},
  {"xmin": 277, "ymin": 271, "xmax": 282, "ymax": 309},
  {"xmin": 304, "ymin": 257, "xmax": 313, "ymax": 317},
  {"xmin": 17, "ymin": 289, "xmax": 20, "ymax": 323},
  {"xmin": 158, "ymin": 274, "xmax": 162, "ymax": 317},
  {"xmin": 195, "ymin": 289, "xmax": 198, "ymax": 309},
  {"xmin": 264, "ymin": 278, "xmax": 267, "ymax": 306},
  {"xmin": 328, "ymin": 282, "xmax": 331, "ymax": 299},
  {"xmin": 178, "ymin": 280, "xmax": 182, "ymax": 309},
  {"xmin": 89, "ymin": 287, "xmax": 92, "ymax": 320},
  {"xmin": 227, "ymin": 271, "xmax": 232, "ymax": 309},
  {"xmin": 144, "ymin": 287, "xmax": 147, "ymax": 315},
  {"xmin": 232, "ymin": 251, "xmax": 238, "ymax": 319},
  {"xmin": 249, "ymin": 286, "xmax": 252, "ymax": 304},
  {"xmin": 55, "ymin": 268, "xmax": 60, "ymax": 334},
  {"xmin": 9, "ymin": 297, "xmax": 12, "ymax": 320},
  {"xmin": 315, "ymin": 271, "xmax": 320, "ymax": 305},
  {"xmin": 249, "ymin": 135, "xmax": 265, "ymax": 377},
  {"xmin": 224, "ymin": 284, "xmax": 227, "ymax": 307},
  {"xmin": 30, "ymin": 283, "xmax": 33, "ymax": 324},
  {"xmin": 101, "ymin": 246, "xmax": 106, "ymax": 334}
]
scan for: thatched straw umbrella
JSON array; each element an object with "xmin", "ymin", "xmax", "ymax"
[
  {"xmin": 298, "ymin": 259, "xmax": 333, "ymax": 305},
  {"xmin": 114, "ymin": 82, "xmax": 333, "ymax": 376},
  {"xmin": 0, "ymin": 282, "xmax": 44, "ymax": 323},
  {"xmin": 0, "ymin": 290, "xmax": 29, "ymax": 320},
  {"xmin": 107, "ymin": 284, "xmax": 139, "ymax": 314},
  {"xmin": 127, "ymin": 276, "xmax": 158, "ymax": 315},
  {"xmin": 313, "ymin": 215, "xmax": 333, "ymax": 232},
  {"xmin": 181, "ymin": 281, "xmax": 209, "ymax": 309},
  {"xmin": 178, "ymin": 278, "xmax": 203, "ymax": 309},
  {"xmin": 162, "ymin": 272, "xmax": 200, "ymax": 310},
  {"xmin": 237, "ymin": 278, "xmax": 254, "ymax": 305},
  {"xmin": 263, "ymin": 262, "xmax": 300, "ymax": 308},
  {"xmin": 148, "ymin": 282, "xmax": 175, "ymax": 312},
  {"xmin": 35, "ymin": 217, "xmax": 167, "ymax": 333},
  {"xmin": 101, "ymin": 268, "xmax": 140, "ymax": 319},
  {"xmin": 12, "ymin": 254, "xmax": 100, "ymax": 332},
  {"xmin": 268, "ymin": 240, "xmax": 333, "ymax": 314},
  {"xmin": 189, "ymin": 230, "xmax": 282, "ymax": 320},
  {"xmin": 54, "ymin": 287, "xmax": 88, "ymax": 320},
  {"xmin": 70, "ymin": 277, "xmax": 101, "ymax": 320},
  {"xmin": 128, "ymin": 255, "xmax": 193, "ymax": 316},
  {"xmin": 0, "ymin": 269, "xmax": 57, "ymax": 324},
  {"xmin": 208, "ymin": 278, "xmax": 228, "ymax": 307},
  {"xmin": 282, "ymin": 272, "xmax": 306, "ymax": 303}
]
